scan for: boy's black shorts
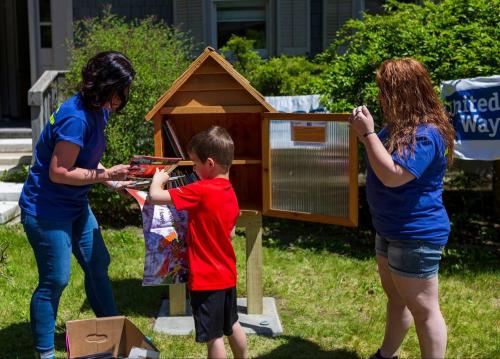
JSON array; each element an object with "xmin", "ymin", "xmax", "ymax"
[{"xmin": 190, "ymin": 287, "xmax": 239, "ymax": 343}]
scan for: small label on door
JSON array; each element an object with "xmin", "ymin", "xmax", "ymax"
[{"xmin": 291, "ymin": 121, "xmax": 327, "ymax": 143}]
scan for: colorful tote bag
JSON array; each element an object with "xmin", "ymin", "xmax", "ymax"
[{"xmin": 126, "ymin": 189, "xmax": 189, "ymax": 285}]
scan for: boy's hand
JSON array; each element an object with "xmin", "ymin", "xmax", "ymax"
[{"xmin": 151, "ymin": 167, "xmax": 170, "ymax": 185}]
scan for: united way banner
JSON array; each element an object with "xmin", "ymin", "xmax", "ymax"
[{"xmin": 441, "ymin": 76, "xmax": 500, "ymax": 160}]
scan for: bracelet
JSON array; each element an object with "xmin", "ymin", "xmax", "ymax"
[{"xmin": 363, "ymin": 131, "xmax": 376, "ymax": 137}]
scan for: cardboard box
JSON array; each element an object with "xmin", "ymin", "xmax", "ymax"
[{"xmin": 66, "ymin": 316, "xmax": 159, "ymax": 359}]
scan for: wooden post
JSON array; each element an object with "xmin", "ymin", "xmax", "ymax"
[
  {"xmin": 169, "ymin": 284, "xmax": 186, "ymax": 316},
  {"xmin": 237, "ymin": 210, "xmax": 263, "ymax": 314}
]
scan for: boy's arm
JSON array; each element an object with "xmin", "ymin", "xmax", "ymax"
[
  {"xmin": 230, "ymin": 226, "xmax": 236, "ymax": 239},
  {"xmin": 148, "ymin": 169, "xmax": 173, "ymax": 205}
]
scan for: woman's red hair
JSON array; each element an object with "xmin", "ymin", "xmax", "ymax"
[{"xmin": 376, "ymin": 58, "xmax": 454, "ymax": 163}]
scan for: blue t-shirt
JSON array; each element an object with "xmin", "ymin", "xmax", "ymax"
[
  {"xmin": 366, "ymin": 124, "xmax": 450, "ymax": 245},
  {"xmin": 19, "ymin": 94, "xmax": 109, "ymax": 220}
]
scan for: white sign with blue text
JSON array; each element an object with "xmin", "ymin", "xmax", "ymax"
[{"xmin": 441, "ymin": 75, "xmax": 500, "ymax": 160}]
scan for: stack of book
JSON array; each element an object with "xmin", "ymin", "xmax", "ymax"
[
  {"xmin": 126, "ymin": 156, "xmax": 198, "ymax": 189},
  {"xmin": 128, "ymin": 155, "xmax": 180, "ymax": 178},
  {"xmin": 166, "ymin": 168, "xmax": 199, "ymax": 188}
]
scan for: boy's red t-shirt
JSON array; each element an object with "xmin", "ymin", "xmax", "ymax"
[{"xmin": 168, "ymin": 178, "xmax": 239, "ymax": 291}]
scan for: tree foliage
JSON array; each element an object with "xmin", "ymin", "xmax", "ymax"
[
  {"xmin": 221, "ymin": 35, "xmax": 323, "ymax": 96},
  {"xmin": 64, "ymin": 9, "xmax": 193, "ymax": 225},
  {"xmin": 316, "ymin": 0, "xmax": 500, "ymax": 126}
]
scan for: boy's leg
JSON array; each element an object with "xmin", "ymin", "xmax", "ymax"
[
  {"xmin": 22, "ymin": 213, "xmax": 72, "ymax": 356},
  {"xmin": 207, "ymin": 337, "xmax": 226, "ymax": 359},
  {"xmin": 71, "ymin": 207, "xmax": 118, "ymax": 317},
  {"xmin": 228, "ymin": 321, "xmax": 248, "ymax": 359},
  {"xmin": 190, "ymin": 290, "xmax": 227, "ymax": 358},
  {"xmin": 222, "ymin": 287, "xmax": 248, "ymax": 359}
]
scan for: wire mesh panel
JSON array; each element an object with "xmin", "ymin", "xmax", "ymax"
[{"xmin": 269, "ymin": 119, "xmax": 350, "ymax": 217}]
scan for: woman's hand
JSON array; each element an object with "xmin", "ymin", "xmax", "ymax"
[
  {"xmin": 349, "ymin": 106, "xmax": 375, "ymax": 142},
  {"xmin": 107, "ymin": 180, "xmax": 135, "ymax": 198},
  {"xmin": 151, "ymin": 168, "xmax": 170, "ymax": 186},
  {"xmin": 105, "ymin": 164, "xmax": 130, "ymax": 181}
]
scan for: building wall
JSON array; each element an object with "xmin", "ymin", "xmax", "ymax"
[
  {"xmin": 28, "ymin": 0, "xmax": 417, "ymax": 84},
  {"xmin": 0, "ymin": 0, "xmax": 31, "ymax": 121},
  {"xmin": 73, "ymin": 0, "xmax": 173, "ymax": 24},
  {"xmin": 310, "ymin": 0, "xmax": 323, "ymax": 56}
]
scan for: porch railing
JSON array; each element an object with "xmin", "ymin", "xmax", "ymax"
[{"xmin": 27, "ymin": 70, "xmax": 67, "ymax": 157}]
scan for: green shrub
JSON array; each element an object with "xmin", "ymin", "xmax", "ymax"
[
  {"xmin": 64, "ymin": 9, "xmax": 193, "ymax": 226},
  {"xmin": 221, "ymin": 35, "xmax": 323, "ymax": 96},
  {"xmin": 220, "ymin": 35, "xmax": 263, "ymax": 76},
  {"xmin": 249, "ymin": 56, "xmax": 325, "ymax": 96},
  {"xmin": 316, "ymin": 0, "xmax": 500, "ymax": 126},
  {"xmin": 0, "ymin": 165, "xmax": 29, "ymax": 183}
]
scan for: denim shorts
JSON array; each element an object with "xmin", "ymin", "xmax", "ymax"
[{"xmin": 375, "ymin": 234, "xmax": 445, "ymax": 279}]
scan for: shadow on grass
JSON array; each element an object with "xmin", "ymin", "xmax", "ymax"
[
  {"xmin": 257, "ymin": 189, "xmax": 375, "ymax": 261},
  {"xmin": 260, "ymin": 216, "xmax": 375, "ymax": 261},
  {"xmin": 0, "ymin": 321, "xmax": 66, "ymax": 357},
  {"xmin": 257, "ymin": 188, "xmax": 499, "ymax": 273},
  {"xmin": 79, "ymin": 278, "xmax": 168, "ymax": 317},
  {"xmin": 256, "ymin": 336, "xmax": 361, "ymax": 359}
]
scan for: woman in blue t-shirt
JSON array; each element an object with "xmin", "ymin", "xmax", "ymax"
[
  {"xmin": 19, "ymin": 51, "xmax": 135, "ymax": 359},
  {"xmin": 349, "ymin": 58, "xmax": 455, "ymax": 359}
]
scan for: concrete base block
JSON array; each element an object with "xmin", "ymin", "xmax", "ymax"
[
  {"xmin": 0, "ymin": 201, "xmax": 20, "ymax": 224},
  {"xmin": 153, "ymin": 297, "xmax": 283, "ymax": 337}
]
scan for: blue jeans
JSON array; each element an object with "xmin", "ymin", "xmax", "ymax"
[
  {"xmin": 21, "ymin": 207, "xmax": 117, "ymax": 353},
  {"xmin": 375, "ymin": 234, "xmax": 445, "ymax": 279}
]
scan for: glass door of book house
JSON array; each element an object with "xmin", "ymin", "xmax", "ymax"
[{"xmin": 262, "ymin": 113, "xmax": 358, "ymax": 226}]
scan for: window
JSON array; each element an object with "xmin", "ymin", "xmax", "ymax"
[
  {"xmin": 39, "ymin": 0, "xmax": 52, "ymax": 48},
  {"xmin": 216, "ymin": 1, "xmax": 267, "ymax": 52}
]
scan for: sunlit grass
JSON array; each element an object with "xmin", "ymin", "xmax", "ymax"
[{"xmin": 0, "ymin": 223, "xmax": 498, "ymax": 358}]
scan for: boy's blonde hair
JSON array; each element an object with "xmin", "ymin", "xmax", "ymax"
[{"xmin": 187, "ymin": 126, "xmax": 234, "ymax": 171}]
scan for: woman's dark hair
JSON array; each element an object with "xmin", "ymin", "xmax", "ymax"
[{"xmin": 79, "ymin": 51, "xmax": 135, "ymax": 112}]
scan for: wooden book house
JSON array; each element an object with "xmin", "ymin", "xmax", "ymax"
[{"xmin": 145, "ymin": 47, "xmax": 358, "ymax": 315}]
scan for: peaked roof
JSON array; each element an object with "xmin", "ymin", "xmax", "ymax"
[{"xmin": 145, "ymin": 47, "xmax": 275, "ymax": 121}]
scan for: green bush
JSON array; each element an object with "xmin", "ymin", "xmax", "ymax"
[
  {"xmin": 64, "ymin": 10, "xmax": 193, "ymax": 225},
  {"xmin": 316, "ymin": 0, "xmax": 500, "ymax": 125},
  {"xmin": 249, "ymin": 56, "xmax": 325, "ymax": 96},
  {"xmin": 0, "ymin": 165, "xmax": 29, "ymax": 183},
  {"xmin": 221, "ymin": 35, "xmax": 323, "ymax": 96},
  {"xmin": 220, "ymin": 35, "xmax": 263, "ymax": 76}
]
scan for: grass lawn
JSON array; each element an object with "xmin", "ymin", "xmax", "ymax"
[{"xmin": 0, "ymin": 221, "xmax": 498, "ymax": 359}]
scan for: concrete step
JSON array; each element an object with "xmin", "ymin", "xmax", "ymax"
[
  {"xmin": 0, "ymin": 181, "xmax": 24, "ymax": 201},
  {"xmin": 0, "ymin": 201, "xmax": 21, "ymax": 224},
  {"xmin": 0, "ymin": 153, "xmax": 32, "ymax": 166},
  {"xmin": 0, "ymin": 127, "xmax": 32, "ymax": 139},
  {"xmin": 0, "ymin": 138, "xmax": 32, "ymax": 153}
]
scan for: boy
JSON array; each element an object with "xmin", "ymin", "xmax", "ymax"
[{"xmin": 149, "ymin": 126, "xmax": 248, "ymax": 359}]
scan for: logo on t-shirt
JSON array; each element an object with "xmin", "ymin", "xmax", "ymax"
[{"xmin": 49, "ymin": 105, "xmax": 61, "ymax": 125}]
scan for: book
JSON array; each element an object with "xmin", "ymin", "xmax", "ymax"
[
  {"xmin": 128, "ymin": 155, "xmax": 181, "ymax": 178},
  {"xmin": 126, "ymin": 166, "xmax": 198, "ymax": 189},
  {"xmin": 163, "ymin": 122, "xmax": 187, "ymax": 159}
]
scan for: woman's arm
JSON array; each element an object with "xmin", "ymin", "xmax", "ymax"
[
  {"xmin": 350, "ymin": 106, "xmax": 415, "ymax": 188},
  {"xmin": 363, "ymin": 134, "xmax": 415, "ymax": 187},
  {"xmin": 49, "ymin": 141, "xmax": 129, "ymax": 186}
]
